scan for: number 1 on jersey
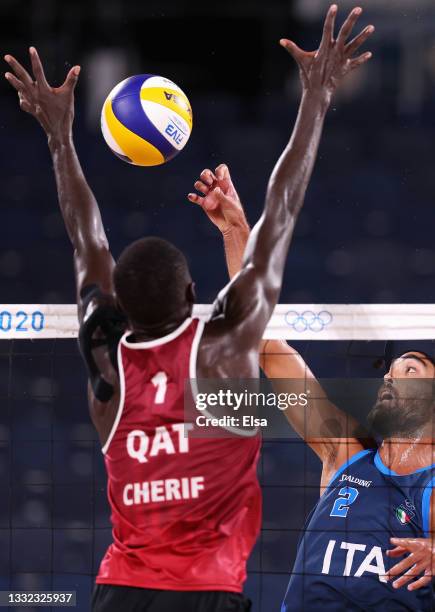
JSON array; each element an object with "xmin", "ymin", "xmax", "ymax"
[{"xmin": 151, "ymin": 371, "xmax": 168, "ymax": 404}]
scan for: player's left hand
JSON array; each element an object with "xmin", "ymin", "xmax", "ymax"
[
  {"xmin": 4, "ymin": 47, "xmax": 80, "ymax": 142},
  {"xmin": 387, "ymin": 537, "xmax": 434, "ymax": 590},
  {"xmin": 188, "ymin": 164, "xmax": 249, "ymax": 235}
]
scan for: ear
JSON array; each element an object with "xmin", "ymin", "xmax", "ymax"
[
  {"xmin": 186, "ymin": 281, "xmax": 196, "ymax": 305},
  {"xmin": 114, "ymin": 295, "xmax": 123, "ymax": 312}
]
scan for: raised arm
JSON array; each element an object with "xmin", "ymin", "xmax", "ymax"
[
  {"xmin": 188, "ymin": 163, "xmax": 250, "ymax": 280},
  {"xmin": 189, "ymin": 163, "xmax": 372, "ymax": 464},
  {"xmin": 4, "ymin": 48, "xmax": 115, "ymax": 319},
  {"xmin": 208, "ymin": 5, "xmax": 373, "ymax": 351}
]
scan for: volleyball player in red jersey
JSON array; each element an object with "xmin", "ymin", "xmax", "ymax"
[{"xmin": 5, "ymin": 6, "xmax": 372, "ymax": 610}]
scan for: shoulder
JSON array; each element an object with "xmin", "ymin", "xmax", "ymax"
[
  {"xmin": 79, "ymin": 283, "xmax": 117, "ymax": 323},
  {"xmin": 321, "ymin": 443, "xmax": 376, "ymax": 491},
  {"xmin": 78, "ymin": 284, "xmax": 127, "ymax": 403},
  {"xmin": 79, "ymin": 284, "xmax": 126, "ymax": 341},
  {"xmin": 430, "ymin": 487, "xmax": 435, "ymax": 536},
  {"xmin": 423, "ymin": 470, "xmax": 435, "ymax": 537},
  {"xmin": 198, "ymin": 316, "xmax": 259, "ymax": 379}
]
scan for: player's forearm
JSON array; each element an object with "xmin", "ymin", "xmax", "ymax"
[
  {"xmin": 49, "ymin": 136, "xmax": 109, "ymax": 254},
  {"xmin": 260, "ymin": 340, "xmax": 301, "ymax": 377},
  {"xmin": 266, "ymin": 91, "xmax": 328, "ymax": 221},
  {"xmin": 222, "ymin": 223, "xmax": 250, "ymax": 279},
  {"xmin": 220, "ymin": 90, "xmax": 329, "ymax": 337}
]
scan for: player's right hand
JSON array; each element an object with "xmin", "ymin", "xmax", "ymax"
[
  {"xmin": 188, "ymin": 164, "xmax": 249, "ymax": 235},
  {"xmin": 280, "ymin": 4, "xmax": 374, "ymax": 104},
  {"xmin": 4, "ymin": 47, "xmax": 80, "ymax": 143}
]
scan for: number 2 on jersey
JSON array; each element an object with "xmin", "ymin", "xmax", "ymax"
[
  {"xmin": 151, "ymin": 371, "xmax": 168, "ymax": 404},
  {"xmin": 330, "ymin": 486, "xmax": 359, "ymax": 518}
]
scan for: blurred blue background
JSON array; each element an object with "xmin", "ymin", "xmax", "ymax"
[{"xmin": 1, "ymin": 0, "xmax": 435, "ymax": 609}]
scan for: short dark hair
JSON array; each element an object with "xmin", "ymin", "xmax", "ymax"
[{"xmin": 113, "ymin": 237, "xmax": 193, "ymax": 326}]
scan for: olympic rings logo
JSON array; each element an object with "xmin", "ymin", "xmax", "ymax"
[{"xmin": 285, "ymin": 310, "xmax": 333, "ymax": 333}]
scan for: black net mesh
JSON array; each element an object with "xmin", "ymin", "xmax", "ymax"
[{"xmin": 0, "ymin": 337, "xmax": 432, "ymax": 611}]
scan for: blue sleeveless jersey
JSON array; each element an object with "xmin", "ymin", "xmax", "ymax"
[{"xmin": 282, "ymin": 448, "xmax": 435, "ymax": 611}]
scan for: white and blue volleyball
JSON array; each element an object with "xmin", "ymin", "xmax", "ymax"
[{"xmin": 101, "ymin": 74, "xmax": 193, "ymax": 166}]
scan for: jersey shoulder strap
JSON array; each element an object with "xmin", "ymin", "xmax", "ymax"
[
  {"xmin": 78, "ymin": 284, "xmax": 127, "ymax": 402},
  {"xmin": 327, "ymin": 448, "xmax": 376, "ymax": 488},
  {"xmin": 421, "ymin": 472, "xmax": 435, "ymax": 536}
]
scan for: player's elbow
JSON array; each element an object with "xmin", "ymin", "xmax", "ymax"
[
  {"xmin": 240, "ymin": 260, "xmax": 281, "ymax": 301},
  {"xmin": 75, "ymin": 232, "xmax": 110, "ymax": 258},
  {"xmin": 263, "ymin": 197, "xmax": 296, "ymax": 232}
]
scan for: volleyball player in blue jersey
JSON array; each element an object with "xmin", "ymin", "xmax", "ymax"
[
  {"xmin": 193, "ymin": 185, "xmax": 435, "ymax": 612},
  {"xmin": 189, "ymin": 19, "xmax": 434, "ymax": 612}
]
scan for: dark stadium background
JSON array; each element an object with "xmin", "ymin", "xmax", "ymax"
[{"xmin": 0, "ymin": 0, "xmax": 435, "ymax": 610}]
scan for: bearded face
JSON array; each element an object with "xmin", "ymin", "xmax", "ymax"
[{"xmin": 367, "ymin": 378, "xmax": 435, "ymax": 438}]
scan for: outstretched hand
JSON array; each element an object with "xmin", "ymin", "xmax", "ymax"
[
  {"xmin": 4, "ymin": 47, "xmax": 80, "ymax": 141},
  {"xmin": 188, "ymin": 164, "xmax": 249, "ymax": 235},
  {"xmin": 280, "ymin": 4, "xmax": 374, "ymax": 102},
  {"xmin": 387, "ymin": 537, "xmax": 434, "ymax": 591}
]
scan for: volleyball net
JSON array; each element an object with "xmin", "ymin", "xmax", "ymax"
[
  {"xmin": 2, "ymin": 303, "xmax": 435, "ymax": 340},
  {"xmin": 1, "ymin": 303, "xmax": 434, "ymax": 612}
]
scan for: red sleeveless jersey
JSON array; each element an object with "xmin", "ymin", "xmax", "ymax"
[{"xmin": 96, "ymin": 317, "xmax": 262, "ymax": 592}]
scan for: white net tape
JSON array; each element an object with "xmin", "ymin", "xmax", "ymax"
[{"xmin": 0, "ymin": 303, "xmax": 434, "ymax": 340}]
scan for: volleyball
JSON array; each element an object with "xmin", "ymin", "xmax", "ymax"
[{"xmin": 101, "ymin": 74, "xmax": 193, "ymax": 166}]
